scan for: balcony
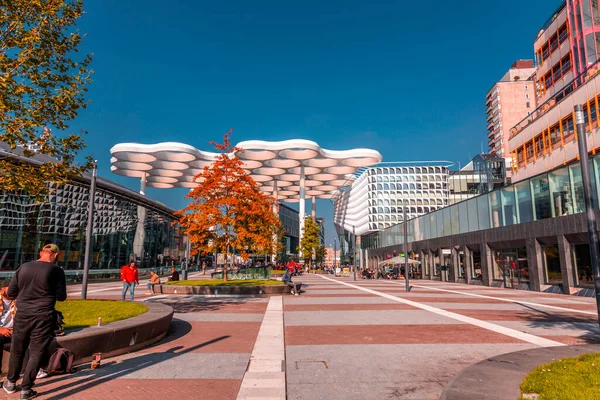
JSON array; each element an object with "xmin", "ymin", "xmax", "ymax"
[{"xmin": 510, "ymin": 60, "xmax": 600, "ymax": 142}]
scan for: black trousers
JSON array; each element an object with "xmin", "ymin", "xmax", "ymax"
[{"xmin": 8, "ymin": 313, "xmax": 54, "ymax": 391}]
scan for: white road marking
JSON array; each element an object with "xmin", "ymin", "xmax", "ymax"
[
  {"xmin": 318, "ymin": 275, "xmax": 565, "ymax": 348},
  {"xmin": 402, "ymin": 283, "xmax": 598, "ymax": 316},
  {"xmin": 237, "ymin": 296, "xmax": 285, "ymax": 400}
]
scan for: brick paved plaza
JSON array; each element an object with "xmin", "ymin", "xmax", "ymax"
[{"xmin": 2, "ymin": 274, "xmax": 598, "ymax": 400}]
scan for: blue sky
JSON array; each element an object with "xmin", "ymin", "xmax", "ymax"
[{"xmin": 71, "ymin": 0, "xmax": 563, "ymax": 247}]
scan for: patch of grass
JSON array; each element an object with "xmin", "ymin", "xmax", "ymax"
[
  {"xmin": 270, "ymin": 270, "xmax": 286, "ymax": 275},
  {"xmin": 56, "ymin": 300, "xmax": 148, "ymax": 330},
  {"xmin": 165, "ymin": 279, "xmax": 284, "ymax": 287},
  {"xmin": 519, "ymin": 353, "xmax": 600, "ymax": 400}
]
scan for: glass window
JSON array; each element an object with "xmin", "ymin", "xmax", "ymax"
[
  {"xmin": 531, "ymin": 174, "xmax": 551, "ymax": 220},
  {"xmin": 583, "ymin": 0, "xmax": 593, "ymax": 28},
  {"xmin": 549, "ymin": 167, "xmax": 573, "ymax": 216},
  {"xmin": 561, "ymin": 55, "xmax": 571, "ymax": 74},
  {"xmin": 515, "ymin": 180, "xmax": 533, "ymax": 223},
  {"xmin": 450, "ymin": 205, "xmax": 459, "ymax": 235},
  {"xmin": 586, "ymin": 33, "xmax": 597, "ymax": 65},
  {"xmin": 543, "ymin": 245, "xmax": 562, "ymax": 284},
  {"xmin": 471, "ymin": 250, "xmax": 482, "ymax": 279},
  {"xmin": 500, "ymin": 187, "xmax": 517, "ymax": 225},
  {"xmin": 458, "ymin": 201, "xmax": 468, "ymax": 234},
  {"xmin": 466, "ymin": 198, "xmax": 479, "ymax": 232},
  {"xmin": 574, "ymin": 244, "xmax": 593, "ymax": 287},
  {"xmin": 476, "ymin": 195, "xmax": 491, "ymax": 230},
  {"xmin": 569, "ymin": 165, "xmax": 585, "ymax": 214},
  {"xmin": 489, "ymin": 191, "xmax": 503, "ymax": 227},
  {"xmin": 492, "ymin": 250, "xmax": 504, "ymax": 280},
  {"xmin": 562, "ymin": 116, "xmax": 574, "ymax": 140}
]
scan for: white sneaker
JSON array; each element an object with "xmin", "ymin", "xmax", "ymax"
[{"xmin": 36, "ymin": 369, "xmax": 48, "ymax": 379}]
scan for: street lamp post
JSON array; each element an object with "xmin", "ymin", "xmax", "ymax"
[
  {"xmin": 403, "ymin": 204, "xmax": 410, "ymax": 292},
  {"xmin": 334, "ymin": 238, "xmax": 337, "ymax": 270},
  {"xmin": 575, "ymin": 104, "xmax": 600, "ymax": 328},
  {"xmin": 82, "ymin": 161, "xmax": 98, "ymax": 300},
  {"xmin": 353, "ymin": 226, "xmax": 357, "ymax": 281}
]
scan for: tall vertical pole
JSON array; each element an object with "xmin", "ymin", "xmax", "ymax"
[
  {"xmin": 311, "ymin": 196, "xmax": 316, "ymax": 219},
  {"xmin": 272, "ymin": 180, "xmax": 279, "ymax": 263},
  {"xmin": 299, "ymin": 165, "xmax": 306, "ymax": 261},
  {"xmin": 81, "ymin": 161, "xmax": 98, "ymax": 300},
  {"xmin": 575, "ymin": 104, "xmax": 600, "ymax": 327},
  {"xmin": 353, "ymin": 226, "xmax": 357, "ymax": 280},
  {"xmin": 404, "ymin": 204, "xmax": 409, "ymax": 292}
]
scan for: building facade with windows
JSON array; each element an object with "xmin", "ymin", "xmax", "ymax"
[
  {"xmin": 359, "ymin": 153, "xmax": 600, "ymax": 297},
  {"xmin": 333, "ymin": 163, "xmax": 453, "ymax": 237},
  {"xmin": 486, "ymin": 60, "xmax": 536, "ymax": 158},
  {"xmin": 509, "ymin": 1, "xmax": 600, "ymax": 183}
]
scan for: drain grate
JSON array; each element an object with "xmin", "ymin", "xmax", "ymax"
[{"xmin": 295, "ymin": 360, "xmax": 328, "ymax": 369}]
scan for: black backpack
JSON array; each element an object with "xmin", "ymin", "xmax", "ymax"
[{"xmin": 47, "ymin": 348, "xmax": 75, "ymax": 374}]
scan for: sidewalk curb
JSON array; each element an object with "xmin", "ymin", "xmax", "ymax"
[{"xmin": 440, "ymin": 344, "xmax": 600, "ymax": 400}]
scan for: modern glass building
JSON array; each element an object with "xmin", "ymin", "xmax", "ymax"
[
  {"xmin": 360, "ymin": 154, "xmax": 600, "ymax": 296},
  {"xmin": 0, "ymin": 144, "xmax": 185, "ymax": 281}
]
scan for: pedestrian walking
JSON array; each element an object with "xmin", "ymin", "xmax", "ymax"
[
  {"xmin": 120, "ymin": 261, "xmax": 139, "ymax": 301},
  {"xmin": 3, "ymin": 243, "xmax": 67, "ymax": 399}
]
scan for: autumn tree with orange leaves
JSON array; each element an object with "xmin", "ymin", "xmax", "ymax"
[{"xmin": 176, "ymin": 130, "xmax": 282, "ymax": 281}]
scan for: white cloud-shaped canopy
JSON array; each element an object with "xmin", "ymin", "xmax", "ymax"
[{"xmin": 110, "ymin": 139, "xmax": 382, "ymax": 201}]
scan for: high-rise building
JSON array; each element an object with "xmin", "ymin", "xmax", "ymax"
[
  {"xmin": 509, "ymin": 1, "xmax": 600, "ymax": 183},
  {"xmin": 486, "ymin": 60, "xmax": 536, "ymax": 159}
]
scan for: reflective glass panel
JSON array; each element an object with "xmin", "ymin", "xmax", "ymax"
[
  {"xmin": 500, "ymin": 187, "xmax": 517, "ymax": 225},
  {"xmin": 515, "ymin": 180, "xmax": 533, "ymax": 223},
  {"xmin": 549, "ymin": 167, "xmax": 573, "ymax": 217},
  {"xmin": 531, "ymin": 174, "xmax": 551, "ymax": 220}
]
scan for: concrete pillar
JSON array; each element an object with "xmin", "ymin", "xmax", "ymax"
[
  {"xmin": 527, "ymin": 237, "xmax": 545, "ymax": 292},
  {"xmin": 311, "ymin": 196, "xmax": 316, "ymax": 219},
  {"xmin": 429, "ymin": 250, "xmax": 435, "ymax": 279},
  {"xmin": 481, "ymin": 243, "xmax": 494, "ymax": 287},
  {"xmin": 450, "ymin": 247, "xmax": 459, "ymax": 282},
  {"xmin": 464, "ymin": 246, "xmax": 473, "ymax": 284},
  {"xmin": 299, "ymin": 166, "xmax": 305, "ymax": 260},
  {"xmin": 557, "ymin": 235, "xmax": 576, "ymax": 294}
]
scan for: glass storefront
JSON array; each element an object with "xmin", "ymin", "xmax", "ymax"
[
  {"xmin": 471, "ymin": 250, "xmax": 482, "ymax": 279},
  {"xmin": 0, "ymin": 180, "xmax": 185, "ymax": 281},
  {"xmin": 543, "ymin": 245, "xmax": 562, "ymax": 284},
  {"xmin": 573, "ymin": 243, "xmax": 593, "ymax": 287},
  {"xmin": 492, "ymin": 247, "xmax": 529, "ymax": 286}
]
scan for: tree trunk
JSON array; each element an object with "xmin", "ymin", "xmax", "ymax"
[{"xmin": 224, "ymin": 240, "xmax": 229, "ymax": 282}]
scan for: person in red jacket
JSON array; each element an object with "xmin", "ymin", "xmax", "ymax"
[{"xmin": 120, "ymin": 262, "xmax": 139, "ymax": 301}]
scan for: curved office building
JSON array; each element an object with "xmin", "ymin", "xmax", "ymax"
[{"xmin": 0, "ymin": 144, "xmax": 185, "ymax": 281}]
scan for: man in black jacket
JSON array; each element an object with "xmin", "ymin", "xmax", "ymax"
[{"xmin": 3, "ymin": 244, "xmax": 67, "ymax": 400}]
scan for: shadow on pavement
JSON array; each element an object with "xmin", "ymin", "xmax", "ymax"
[
  {"xmin": 157, "ymin": 297, "xmax": 265, "ymax": 314},
  {"xmin": 516, "ymin": 302, "xmax": 600, "ymax": 344},
  {"xmin": 34, "ymin": 335, "xmax": 230, "ymax": 400}
]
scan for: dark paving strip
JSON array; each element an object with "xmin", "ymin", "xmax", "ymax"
[
  {"xmin": 447, "ymin": 309, "xmax": 600, "ymax": 323},
  {"xmin": 138, "ymin": 321, "xmax": 261, "ymax": 354},
  {"xmin": 285, "ymin": 324, "xmax": 526, "ymax": 345},
  {"xmin": 35, "ymin": 378, "xmax": 242, "ymax": 400},
  {"xmin": 541, "ymin": 335, "xmax": 600, "ymax": 345},
  {"xmin": 283, "ymin": 303, "xmax": 419, "ymax": 311},
  {"xmin": 160, "ymin": 300, "xmax": 269, "ymax": 314}
]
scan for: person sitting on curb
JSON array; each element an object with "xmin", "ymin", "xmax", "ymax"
[
  {"xmin": 146, "ymin": 271, "xmax": 161, "ymax": 294},
  {"xmin": 282, "ymin": 270, "xmax": 301, "ymax": 296},
  {"xmin": 167, "ymin": 267, "xmax": 180, "ymax": 282}
]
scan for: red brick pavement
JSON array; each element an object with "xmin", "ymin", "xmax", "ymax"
[{"xmin": 285, "ymin": 323, "xmax": 525, "ymax": 345}]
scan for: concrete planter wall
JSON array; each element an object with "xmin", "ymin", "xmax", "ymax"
[
  {"xmin": 1, "ymin": 302, "xmax": 174, "ymax": 371},
  {"xmin": 161, "ymin": 284, "xmax": 291, "ymax": 295}
]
